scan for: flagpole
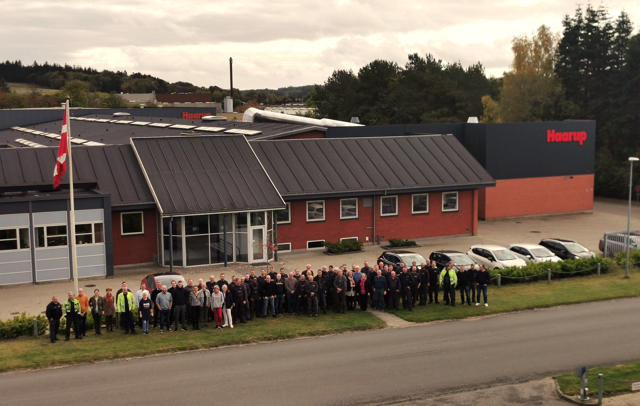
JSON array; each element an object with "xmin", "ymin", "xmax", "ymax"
[{"xmin": 66, "ymin": 98, "xmax": 79, "ymax": 295}]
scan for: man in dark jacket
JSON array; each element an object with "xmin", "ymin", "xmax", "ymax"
[
  {"xmin": 307, "ymin": 275, "xmax": 319, "ymax": 317},
  {"xmin": 476, "ymin": 265, "xmax": 490, "ymax": 306},
  {"xmin": 427, "ymin": 261, "xmax": 440, "ymax": 304},
  {"xmin": 457, "ymin": 266, "xmax": 471, "ymax": 305},
  {"xmin": 274, "ymin": 272, "xmax": 286, "ymax": 315},
  {"xmin": 372, "ymin": 270, "xmax": 387, "ymax": 310},
  {"xmin": 333, "ymin": 269, "xmax": 347, "ymax": 313},
  {"xmin": 46, "ymin": 296, "xmax": 62, "ymax": 343},
  {"xmin": 230, "ymin": 277, "xmax": 247, "ymax": 323},
  {"xmin": 387, "ymin": 270, "xmax": 401, "ymax": 310},
  {"xmin": 399, "ymin": 267, "xmax": 414, "ymax": 311},
  {"xmin": 172, "ymin": 280, "xmax": 189, "ymax": 331},
  {"xmin": 260, "ymin": 275, "xmax": 277, "ymax": 317}
]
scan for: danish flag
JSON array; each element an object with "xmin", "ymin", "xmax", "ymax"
[{"xmin": 53, "ymin": 102, "xmax": 69, "ymax": 188}]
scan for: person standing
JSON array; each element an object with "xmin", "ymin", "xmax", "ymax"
[
  {"xmin": 274, "ymin": 272, "xmax": 286, "ymax": 316},
  {"xmin": 333, "ymin": 269, "xmax": 347, "ymax": 313},
  {"xmin": 261, "ymin": 275, "xmax": 276, "ymax": 318},
  {"xmin": 387, "ymin": 270, "xmax": 400, "ymax": 310},
  {"xmin": 172, "ymin": 280, "xmax": 189, "ymax": 331},
  {"xmin": 75, "ymin": 288, "xmax": 89, "ymax": 337},
  {"xmin": 399, "ymin": 267, "xmax": 414, "ymax": 311},
  {"xmin": 104, "ymin": 288, "xmax": 116, "ymax": 332},
  {"xmin": 357, "ymin": 273, "xmax": 371, "ymax": 311},
  {"xmin": 230, "ymin": 277, "xmax": 247, "ymax": 324},
  {"xmin": 155, "ymin": 285, "xmax": 173, "ymax": 333},
  {"xmin": 440, "ymin": 262, "xmax": 458, "ymax": 306},
  {"xmin": 427, "ymin": 261, "xmax": 440, "ymax": 304},
  {"xmin": 307, "ymin": 275, "xmax": 319, "ymax": 317},
  {"xmin": 372, "ymin": 270, "xmax": 387, "ymax": 310},
  {"xmin": 476, "ymin": 265, "xmax": 490, "ymax": 306},
  {"xmin": 221, "ymin": 284, "xmax": 234, "ymax": 328},
  {"xmin": 284, "ymin": 272, "xmax": 298, "ymax": 314},
  {"xmin": 150, "ymin": 282, "xmax": 162, "ymax": 328},
  {"xmin": 138, "ymin": 291, "xmax": 153, "ymax": 334},
  {"xmin": 89, "ymin": 288, "xmax": 105, "ymax": 335},
  {"xmin": 116, "ymin": 283, "xmax": 136, "ymax": 334},
  {"xmin": 210, "ymin": 285, "xmax": 224, "ymax": 329},
  {"xmin": 189, "ymin": 285, "xmax": 204, "ymax": 330},
  {"xmin": 457, "ymin": 266, "xmax": 471, "ymax": 306},
  {"xmin": 63, "ymin": 292, "xmax": 81, "ymax": 340},
  {"xmin": 45, "ymin": 296, "xmax": 62, "ymax": 343}
]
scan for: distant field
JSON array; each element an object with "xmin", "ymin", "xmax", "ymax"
[{"xmin": 7, "ymin": 82, "xmax": 58, "ymax": 95}]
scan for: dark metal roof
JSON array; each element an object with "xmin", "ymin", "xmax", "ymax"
[
  {"xmin": 131, "ymin": 135, "xmax": 285, "ymax": 216},
  {"xmin": 250, "ymin": 135, "xmax": 495, "ymax": 200},
  {"xmin": 0, "ymin": 145, "xmax": 154, "ymax": 209},
  {"xmin": 0, "ymin": 114, "xmax": 325, "ymax": 147}
]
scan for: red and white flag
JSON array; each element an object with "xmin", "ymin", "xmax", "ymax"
[{"xmin": 53, "ymin": 101, "xmax": 69, "ymax": 188}]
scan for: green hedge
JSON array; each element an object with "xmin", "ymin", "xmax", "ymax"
[
  {"xmin": 614, "ymin": 249, "xmax": 640, "ymax": 266},
  {"xmin": 325, "ymin": 239, "xmax": 364, "ymax": 254},
  {"xmin": 0, "ymin": 313, "xmax": 47, "ymax": 339},
  {"xmin": 487, "ymin": 257, "xmax": 611, "ymax": 285},
  {"xmin": 387, "ymin": 238, "xmax": 417, "ymax": 248}
]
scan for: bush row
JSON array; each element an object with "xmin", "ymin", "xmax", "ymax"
[
  {"xmin": 0, "ymin": 313, "xmax": 47, "ymax": 340},
  {"xmin": 613, "ymin": 249, "xmax": 640, "ymax": 266},
  {"xmin": 487, "ymin": 257, "xmax": 612, "ymax": 285},
  {"xmin": 325, "ymin": 239, "xmax": 364, "ymax": 254},
  {"xmin": 387, "ymin": 238, "xmax": 417, "ymax": 248}
]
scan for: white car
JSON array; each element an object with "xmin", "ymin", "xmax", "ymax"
[
  {"xmin": 467, "ymin": 245, "xmax": 527, "ymax": 269},
  {"xmin": 508, "ymin": 243, "xmax": 562, "ymax": 263}
]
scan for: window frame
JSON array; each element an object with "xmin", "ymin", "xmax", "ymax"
[
  {"xmin": 276, "ymin": 242, "xmax": 291, "ymax": 252},
  {"xmin": 339, "ymin": 236, "xmax": 359, "ymax": 243},
  {"xmin": 275, "ymin": 203, "xmax": 291, "ymax": 224},
  {"xmin": 340, "ymin": 198, "xmax": 358, "ymax": 220},
  {"xmin": 380, "ymin": 195, "xmax": 398, "ymax": 217},
  {"xmin": 412, "ymin": 193, "xmax": 429, "ymax": 214},
  {"xmin": 0, "ymin": 227, "xmax": 30, "ymax": 251},
  {"xmin": 306, "ymin": 200, "xmax": 325, "ymax": 222},
  {"xmin": 441, "ymin": 191, "xmax": 459, "ymax": 213},
  {"xmin": 36, "ymin": 224, "xmax": 68, "ymax": 248},
  {"xmin": 306, "ymin": 239, "xmax": 325, "ymax": 250},
  {"xmin": 75, "ymin": 222, "xmax": 104, "ymax": 245},
  {"xmin": 121, "ymin": 211, "xmax": 144, "ymax": 236}
]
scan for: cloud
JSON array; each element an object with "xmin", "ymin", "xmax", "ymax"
[{"xmin": 2, "ymin": 0, "xmax": 639, "ymax": 88}]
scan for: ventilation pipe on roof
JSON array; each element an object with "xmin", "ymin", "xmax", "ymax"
[{"xmin": 242, "ymin": 107, "xmax": 363, "ymax": 127}]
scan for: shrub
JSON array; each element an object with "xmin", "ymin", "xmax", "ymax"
[
  {"xmin": 0, "ymin": 313, "xmax": 47, "ymax": 339},
  {"xmin": 325, "ymin": 239, "xmax": 363, "ymax": 254},
  {"xmin": 387, "ymin": 238, "xmax": 417, "ymax": 248},
  {"xmin": 487, "ymin": 257, "xmax": 612, "ymax": 285},
  {"xmin": 614, "ymin": 249, "xmax": 640, "ymax": 266}
]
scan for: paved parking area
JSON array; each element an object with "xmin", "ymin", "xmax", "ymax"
[{"xmin": 1, "ymin": 197, "xmax": 636, "ymax": 320}]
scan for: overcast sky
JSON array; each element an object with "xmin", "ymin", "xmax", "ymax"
[{"xmin": 2, "ymin": 1, "xmax": 639, "ymax": 90}]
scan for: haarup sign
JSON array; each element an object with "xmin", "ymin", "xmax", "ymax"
[{"xmin": 547, "ymin": 129, "xmax": 587, "ymax": 146}]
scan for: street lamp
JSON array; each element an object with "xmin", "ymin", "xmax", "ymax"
[{"xmin": 626, "ymin": 156, "xmax": 639, "ymax": 278}]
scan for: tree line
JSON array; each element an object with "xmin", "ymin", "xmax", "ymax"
[
  {"xmin": 307, "ymin": 4, "xmax": 639, "ymax": 199},
  {"xmin": 0, "ymin": 61, "xmax": 310, "ymax": 109}
]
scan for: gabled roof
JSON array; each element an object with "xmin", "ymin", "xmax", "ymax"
[
  {"xmin": 250, "ymin": 134, "xmax": 495, "ymax": 200},
  {"xmin": 131, "ymin": 135, "xmax": 285, "ymax": 216},
  {"xmin": 0, "ymin": 145, "xmax": 154, "ymax": 209}
]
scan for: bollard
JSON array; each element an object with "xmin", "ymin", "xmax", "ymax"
[
  {"xmin": 33, "ymin": 318, "xmax": 38, "ymax": 338},
  {"xmin": 597, "ymin": 263, "xmax": 601, "ymax": 276},
  {"xmin": 598, "ymin": 373, "xmax": 603, "ymax": 406},
  {"xmin": 497, "ymin": 274, "xmax": 501, "ymax": 288},
  {"xmin": 548, "ymin": 268, "xmax": 551, "ymax": 283}
]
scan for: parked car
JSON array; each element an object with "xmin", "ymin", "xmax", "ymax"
[
  {"xmin": 467, "ymin": 245, "xmax": 527, "ymax": 269},
  {"xmin": 538, "ymin": 238, "xmax": 595, "ymax": 260},
  {"xmin": 377, "ymin": 250, "xmax": 427, "ymax": 271},
  {"xmin": 598, "ymin": 231, "xmax": 640, "ymax": 257},
  {"xmin": 141, "ymin": 271, "xmax": 186, "ymax": 292},
  {"xmin": 508, "ymin": 243, "xmax": 562, "ymax": 263},
  {"xmin": 428, "ymin": 250, "xmax": 478, "ymax": 270}
]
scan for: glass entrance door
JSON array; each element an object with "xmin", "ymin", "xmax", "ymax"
[{"xmin": 250, "ymin": 226, "xmax": 266, "ymax": 262}]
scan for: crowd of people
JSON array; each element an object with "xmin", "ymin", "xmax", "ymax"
[{"xmin": 44, "ymin": 260, "xmax": 491, "ymax": 343}]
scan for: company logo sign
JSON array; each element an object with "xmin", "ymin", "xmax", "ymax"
[
  {"xmin": 547, "ymin": 129, "xmax": 587, "ymax": 146},
  {"xmin": 182, "ymin": 112, "xmax": 213, "ymax": 119}
]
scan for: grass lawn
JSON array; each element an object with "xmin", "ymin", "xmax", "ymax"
[
  {"xmin": 555, "ymin": 361, "xmax": 640, "ymax": 397},
  {"xmin": 391, "ymin": 266, "xmax": 640, "ymax": 323},
  {"xmin": 0, "ymin": 312, "xmax": 383, "ymax": 373}
]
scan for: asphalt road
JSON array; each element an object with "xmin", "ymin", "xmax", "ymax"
[{"xmin": 2, "ymin": 297, "xmax": 640, "ymax": 406}]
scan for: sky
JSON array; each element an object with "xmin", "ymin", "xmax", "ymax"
[{"xmin": 2, "ymin": 1, "xmax": 640, "ymax": 90}]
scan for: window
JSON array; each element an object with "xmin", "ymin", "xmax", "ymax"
[
  {"xmin": 380, "ymin": 196, "xmax": 398, "ymax": 216},
  {"xmin": 307, "ymin": 240, "xmax": 325, "ymax": 249},
  {"xmin": 306, "ymin": 200, "xmax": 325, "ymax": 222},
  {"xmin": 276, "ymin": 242, "xmax": 291, "ymax": 252},
  {"xmin": 340, "ymin": 237, "xmax": 358, "ymax": 243},
  {"xmin": 276, "ymin": 203, "xmax": 291, "ymax": 224},
  {"xmin": 0, "ymin": 228, "xmax": 29, "ymax": 250},
  {"xmin": 442, "ymin": 192, "xmax": 459, "ymax": 212},
  {"xmin": 36, "ymin": 225, "xmax": 67, "ymax": 247},
  {"xmin": 412, "ymin": 193, "xmax": 429, "ymax": 214},
  {"xmin": 121, "ymin": 212, "xmax": 144, "ymax": 235},
  {"xmin": 340, "ymin": 198, "xmax": 358, "ymax": 219},
  {"xmin": 75, "ymin": 223, "xmax": 104, "ymax": 244}
]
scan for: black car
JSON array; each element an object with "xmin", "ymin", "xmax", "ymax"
[
  {"xmin": 428, "ymin": 250, "xmax": 478, "ymax": 270},
  {"xmin": 538, "ymin": 238, "xmax": 595, "ymax": 260},
  {"xmin": 377, "ymin": 250, "xmax": 427, "ymax": 271}
]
